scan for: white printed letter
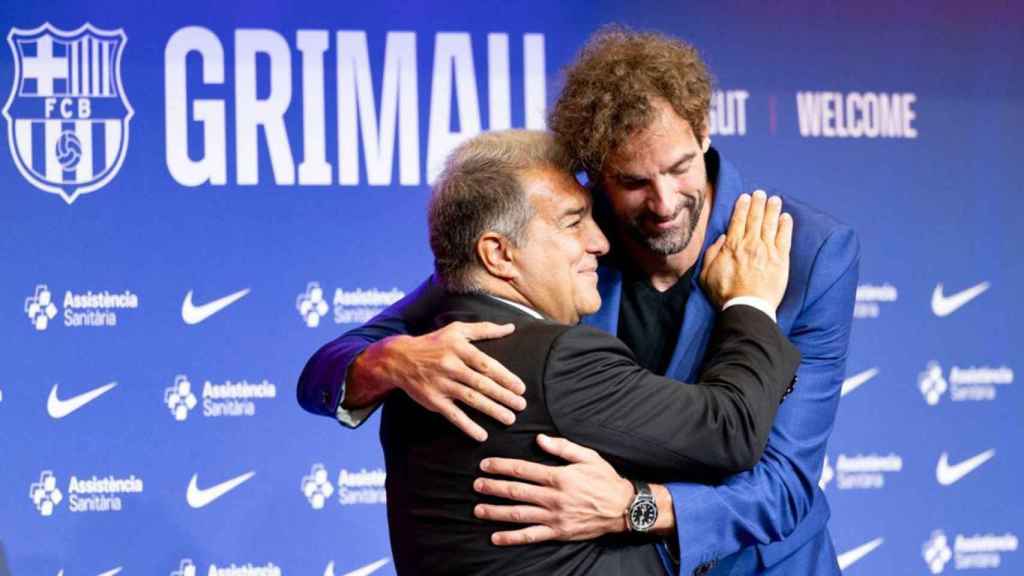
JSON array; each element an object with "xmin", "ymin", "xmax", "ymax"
[
  {"xmin": 337, "ymin": 31, "xmax": 419, "ymax": 186},
  {"xmin": 165, "ymin": 27, "xmax": 227, "ymax": 186},
  {"xmin": 426, "ymin": 33, "xmax": 481, "ymax": 183},
  {"xmin": 236, "ymin": 29, "xmax": 295, "ymax": 185},
  {"xmin": 297, "ymin": 30, "xmax": 331, "ymax": 185}
]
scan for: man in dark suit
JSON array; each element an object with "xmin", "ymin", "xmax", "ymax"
[{"xmin": 369, "ymin": 130, "xmax": 798, "ymax": 574}]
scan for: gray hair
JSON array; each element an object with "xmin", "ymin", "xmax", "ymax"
[{"xmin": 428, "ymin": 130, "xmax": 572, "ymax": 293}]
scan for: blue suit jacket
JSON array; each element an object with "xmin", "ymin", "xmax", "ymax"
[
  {"xmin": 581, "ymin": 151, "xmax": 859, "ymax": 575},
  {"xmin": 296, "ymin": 148, "xmax": 859, "ymax": 576}
]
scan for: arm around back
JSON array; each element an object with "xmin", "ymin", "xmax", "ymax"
[
  {"xmin": 295, "ymin": 276, "xmax": 443, "ymax": 421},
  {"xmin": 543, "ymin": 305, "xmax": 799, "ymax": 476}
]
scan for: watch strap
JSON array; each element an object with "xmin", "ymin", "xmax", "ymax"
[
  {"xmin": 626, "ymin": 479, "xmax": 657, "ymax": 532},
  {"xmin": 631, "ymin": 479, "xmax": 652, "ymax": 500}
]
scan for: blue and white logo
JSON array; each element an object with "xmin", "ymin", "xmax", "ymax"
[
  {"xmin": 301, "ymin": 464, "xmax": 335, "ymax": 510},
  {"xmin": 919, "ymin": 361, "xmax": 948, "ymax": 406},
  {"xmin": 923, "ymin": 530, "xmax": 953, "ymax": 574},
  {"xmin": 170, "ymin": 559, "xmax": 196, "ymax": 576},
  {"xmin": 3, "ymin": 23, "xmax": 133, "ymax": 204},
  {"xmin": 24, "ymin": 284, "xmax": 58, "ymax": 330},
  {"xmin": 165, "ymin": 375, "xmax": 198, "ymax": 422},
  {"xmin": 29, "ymin": 470, "xmax": 63, "ymax": 516}
]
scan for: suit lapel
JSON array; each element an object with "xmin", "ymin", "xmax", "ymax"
[
  {"xmin": 665, "ymin": 149, "xmax": 746, "ymax": 381},
  {"xmin": 665, "ymin": 278, "xmax": 715, "ymax": 381}
]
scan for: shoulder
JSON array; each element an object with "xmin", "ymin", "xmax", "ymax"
[
  {"xmin": 779, "ymin": 195, "xmax": 860, "ymax": 295},
  {"xmin": 539, "ymin": 325, "xmax": 649, "ymax": 418},
  {"xmin": 780, "ymin": 195, "xmax": 859, "ymax": 264},
  {"xmin": 514, "ymin": 320, "xmax": 576, "ymax": 345},
  {"xmin": 774, "ymin": 197, "xmax": 861, "ymax": 332},
  {"xmin": 473, "ymin": 319, "xmax": 574, "ymax": 362},
  {"xmin": 552, "ymin": 324, "xmax": 629, "ymax": 350},
  {"xmin": 719, "ymin": 152, "xmax": 859, "ymax": 272},
  {"xmin": 544, "ymin": 324, "xmax": 637, "ymax": 375}
]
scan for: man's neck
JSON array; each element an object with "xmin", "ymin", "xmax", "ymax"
[{"xmin": 619, "ymin": 182, "xmax": 714, "ymax": 292}]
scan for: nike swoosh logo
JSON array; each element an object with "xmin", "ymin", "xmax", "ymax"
[
  {"xmin": 181, "ymin": 288, "xmax": 251, "ymax": 325},
  {"xmin": 841, "ymin": 368, "xmax": 879, "ymax": 397},
  {"xmin": 931, "ymin": 282, "xmax": 990, "ymax": 317},
  {"xmin": 837, "ymin": 537, "xmax": 883, "ymax": 570},
  {"xmin": 186, "ymin": 471, "xmax": 255, "ymax": 508},
  {"xmin": 936, "ymin": 449, "xmax": 995, "ymax": 486},
  {"xmin": 324, "ymin": 558, "xmax": 390, "ymax": 576},
  {"xmin": 47, "ymin": 382, "xmax": 118, "ymax": 419}
]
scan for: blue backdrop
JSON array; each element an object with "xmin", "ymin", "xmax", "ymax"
[{"xmin": 2, "ymin": 1, "xmax": 1022, "ymax": 574}]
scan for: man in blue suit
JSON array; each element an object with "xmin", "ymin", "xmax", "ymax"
[{"xmin": 298, "ymin": 28, "xmax": 858, "ymax": 576}]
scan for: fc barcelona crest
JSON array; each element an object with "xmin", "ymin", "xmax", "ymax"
[{"xmin": 3, "ymin": 23, "xmax": 133, "ymax": 204}]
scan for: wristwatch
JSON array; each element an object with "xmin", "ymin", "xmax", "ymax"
[{"xmin": 625, "ymin": 480, "xmax": 658, "ymax": 532}]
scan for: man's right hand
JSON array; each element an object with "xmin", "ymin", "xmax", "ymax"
[
  {"xmin": 346, "ymin": 321, "xmax": 527, "ymax": 442},
  {"xmin": 700, "ymin": 190, "xmax": 793, "ymax": 311}
]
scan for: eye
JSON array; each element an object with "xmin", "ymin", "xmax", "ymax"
[
  {"xmin": 567, "ymin": 219, "xmax": 583, "ymax": 228},
  {"xmin": 670, "ymin": 163, "xmax": 691, "ymax": 176},
  {"xmin": 617, "ymin": 177, "xmax": 646, "ymax": 190}
]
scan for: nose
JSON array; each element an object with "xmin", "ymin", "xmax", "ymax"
[
  {"xmin": 586, "ymin": 217, "xmax": 610, "ymax": 256},
  {"xmin": 646, "ymin": 175, "xmax": 677, "ymax": 219}
]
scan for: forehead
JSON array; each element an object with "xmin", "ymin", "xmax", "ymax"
[
  {"xmin": 522, "ymin": 167, "xmax": 589, "ymax": 215},
  {"xmin": 605, "ymin": 101, "xmax": 699, "ymax": 174}
]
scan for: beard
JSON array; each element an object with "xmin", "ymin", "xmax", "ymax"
[{"xmin": 623, "ymin": 189, "xmax": 705, "ymax": 256}]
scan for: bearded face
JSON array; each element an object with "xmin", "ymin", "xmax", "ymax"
[{"xmin": 601, "ymin": 100, "xmax": 710, "ymax": 257}]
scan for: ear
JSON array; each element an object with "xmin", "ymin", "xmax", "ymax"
[
  {"xmin": 476, "ymin": 232, "xmax": 518, "ymax": 281},
  {"xmin": 701, "ymin": 134, "xmax": 711, "ymax": 154}
]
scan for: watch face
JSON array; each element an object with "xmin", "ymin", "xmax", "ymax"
[{"xmin": 630, "ymin": 500, "xmax": 657, "ymax": 530}]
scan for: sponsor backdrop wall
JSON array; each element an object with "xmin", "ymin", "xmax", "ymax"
[{"xmin": 1, "ymin": 1, "xmax": 1021, "ymax": 575}]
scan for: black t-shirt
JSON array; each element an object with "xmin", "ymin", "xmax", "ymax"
[
  {"xmin": 617, "ymin": 267, "xmax": 695, "ymax": 374},
  {"xmin": 597, "ymin": 147, "xmax": 719, "ymax": 375}
]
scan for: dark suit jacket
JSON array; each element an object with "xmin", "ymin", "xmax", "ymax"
[{"xmin": 381, "ymin": 292, "xmax": 800, "ymax": 576}]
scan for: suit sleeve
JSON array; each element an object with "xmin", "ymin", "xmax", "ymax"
[
  {"xmin": 668, "ymin": 227, "xmax": 859, "ymax": 576},
  {"xmin": 295, "ymin": 276, "xmax": 443, "ymax": 424},
  {"xmin": 544, "ymin": 306, "xmax": 800, "ymax": 475}
]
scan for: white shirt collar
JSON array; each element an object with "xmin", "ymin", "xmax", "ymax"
[{"xmin": 486, "ymin": 295, "xmax": 544, "ymax": 319}]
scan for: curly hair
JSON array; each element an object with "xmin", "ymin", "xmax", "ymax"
[{"xmin": 549, "ymin": 26, "xmax": 713, "ymax": 177}]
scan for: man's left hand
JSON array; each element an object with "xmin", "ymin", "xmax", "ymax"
[{"xmin": 473, "ymin": 434, "xmax": 633, "ymax": 545}]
